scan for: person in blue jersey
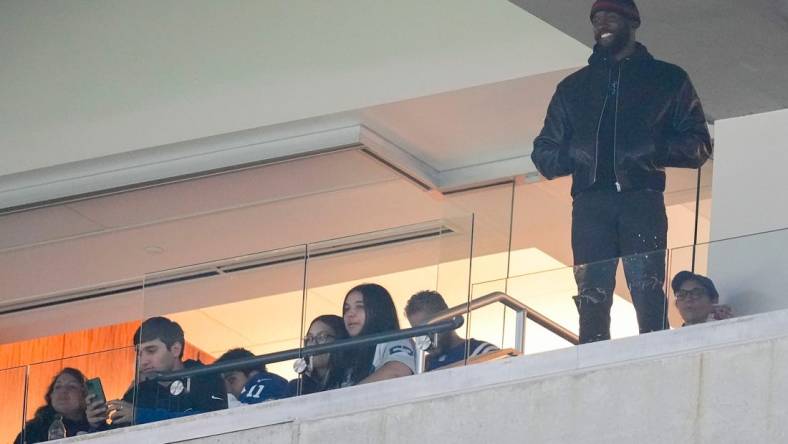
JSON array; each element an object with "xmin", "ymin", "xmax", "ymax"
[
  {"xmin": 340, "ymin": 283, "xmax": 416, "ymax": 386},
  {"xmin": 288, "ymin": 315, "xmax": 348, "ymax": 396},
  {"xmin": 214, "ymin": 348, "xmax": 289, "ymax": 406},
  {"xmin": 405, "ymin": 290, "xmax": 499, "ymax": 371}
]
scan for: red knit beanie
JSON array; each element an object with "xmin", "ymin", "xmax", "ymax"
[{"xmin": 590, "ymin": 0, "xmax": 641, "ymax": 22}]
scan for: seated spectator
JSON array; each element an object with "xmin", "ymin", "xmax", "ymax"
[
  {"xmin": 672, "ymin": 271, "xmax": 734, "ymax": 326},
  {"xmin": 86, "ymin": 316, "xmax": 227, "ymax": 427},
  {"xmin": 405, "ymin": 290, "xmax": 499, "ymax": 371},
  {"xmin": 341, "ymin": 283, "xmax": 416, "ymax": 386},
  {"xmin": 15, "ymin": 368, "xmax": 91, "ymax": 443},
  {"xmin": 215, "ymin": 348, "xmax": 289, "ymax": 406},
  {"xmin": 288, "ymin": 315, "xmax": 348, "ymax": 395}
]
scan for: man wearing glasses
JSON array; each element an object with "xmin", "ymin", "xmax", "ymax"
[{"xmin": 672, "ymin": 271, "xmax": 733, "ymax": 326}]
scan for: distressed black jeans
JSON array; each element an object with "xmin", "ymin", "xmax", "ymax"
[{"xmin": 571, "ymin": 190, "xmax": 669, "ymax": 344}]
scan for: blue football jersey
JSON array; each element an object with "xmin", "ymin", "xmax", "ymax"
[
  {"xmin": 426, "ymin": 338, "xmax": 499, "ymax": 371},
  {"xmin": 237, "ymin": 371, "xmax": 290, "ymax": 404}
]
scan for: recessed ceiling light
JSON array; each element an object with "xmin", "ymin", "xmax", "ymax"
[{"xmin": 144, "ymin": 245, "xmax": 165, "ymax": 255}]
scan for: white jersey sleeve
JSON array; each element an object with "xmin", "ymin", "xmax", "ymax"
[{"xmin": 372, "ymin": 339, "xmax": 416, "ymax": 374}]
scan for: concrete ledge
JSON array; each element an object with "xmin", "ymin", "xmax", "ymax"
[{"xmin": 71, "ymin": 308, "xmax": 788, "ymax": 443}]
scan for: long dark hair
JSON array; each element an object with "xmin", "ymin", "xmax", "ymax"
[
  {"xmin": 32, "ymin": 367, "xmax": 88, "ymax": 424},
  {"xmin": 307, "ymin": 314, "xmax": 348, "ymax": 390},
  {"xmin": 341, "ymin": 283, "xmax": 400, "ymax": 384}
]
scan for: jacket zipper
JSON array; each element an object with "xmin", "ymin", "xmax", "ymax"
[
  {"xmin": 593, "ymin": 67, "xmax": 613, "ymax": 186},
  {"xmin": 613, "ymin": 63, "xmax": 623, "ymax": 192}
]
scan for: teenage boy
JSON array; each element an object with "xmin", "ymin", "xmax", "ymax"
[
  {"xmin": 405, "ymin": 290, "xmax": 499, "ymax": 371},
  {"xmin": 86, "ymin": 316, "xmax": 227, "ymax": 427},
  {"xmin": 215, "ymin": 348, "xmax": 289, "ymax": 406}
]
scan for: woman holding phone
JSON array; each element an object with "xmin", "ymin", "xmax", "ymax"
[{"xmin": 15, "ymin": 368, "xmax": 92, "ymax": 443}]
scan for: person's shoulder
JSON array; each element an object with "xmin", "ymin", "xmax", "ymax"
[
  {"xmin": 185, "ymin": 360, "xmax": 222, "ymax": 384},
  {"xmin": 380, "ymin": 338, "xmax": 415, "ymax": 356},
  {"xmin": 182, "ymin": 359, "xmax": 205, "ymax": 368},
  {"xmin": 18, "ymin": 414, "xmax": 53, "ymax": 443},
  {"xmin": 644, "ymin": 57, "xmax": 691, "ymax": 80},
  {"xmin": 249, "ymin": 371, "xmax": 288, "ymax": 387},
  {"xmin": 128, "ymin": 379, "xmax": 156, "ymax": 398},
  {"xmin": 556, "ymin": 66, "xmax": 593, "ymax": 90},
  {"xmin": 239, "ymin": 372, "xmax": 290, "ymax": 403},
  {"xmin": 468, "ymin": 338, "xmax": 499, "ymax": 355}
]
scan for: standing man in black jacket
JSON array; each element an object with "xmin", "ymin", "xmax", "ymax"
[{"xmin": 531, "ymin": 0, "xmax": 711, "ymax": 343}]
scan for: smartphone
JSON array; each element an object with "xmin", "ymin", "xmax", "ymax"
[{"xmin": 86, "ymin": 377, "xmax": 106, "ymax": 404}]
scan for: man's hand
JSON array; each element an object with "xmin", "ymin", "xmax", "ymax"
[
  {"xmin": 85, "ymin": 394, "xmax": 108, "ymax": 428},
  {"xmin": 106, "ymin": 400, "xmax": 134, "ymax": 426},
  {"xmin": 711, "ymin": 304, "xmax": 734, "ymax": 320}
]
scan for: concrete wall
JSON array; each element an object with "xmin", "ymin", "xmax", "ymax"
[
  {"xmin": 708, "ymin": 109, "xmax": 788, "ymax": 315},
  {"xmin": 73, "ymin": 309, "xmax": 788, "ymax": 444}
]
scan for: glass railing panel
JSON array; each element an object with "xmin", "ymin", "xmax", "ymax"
[
  {"xmin": 0, "ymin": 365, "xmax": 26, "ymax": 444},
  {"xmin": 140, "ymin": 245, "xmax": 307, "ymax": 419},
  {"xmin": 467, "ymin": 279, "xmax": 510, "ymax": 356},
  {"xmin": 302, "ymin": 216, "xmax": 474, "ymax": 383},
  {"xmin": 470, "ymin": 277, "xmax": 577, "ymax": 359},
  {"xmin": 477, "ymin": 248, "xmax": 670, "ymax": 348},
  {"xmin": 435, "ymin": 214, "xmax": 475, "ymax": 319},
  {"xmin": 522, "ymin": 318, "xmax": 575, "ymax": 355},
  {"xmin": 501, "ymin": 264, "xmax": 581, "ymax": 338},
  {"xmin": 22, "ymin": 347, "xmax": 135, "ymax": 439}
]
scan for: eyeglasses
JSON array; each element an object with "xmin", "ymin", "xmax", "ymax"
[
  {"xmin": 675, "ymin": 288, "xmax": 708, "ymax": 302},
  {"xmin": 304, "ymin": 333, "xmax": 335, "ymax": 345}
]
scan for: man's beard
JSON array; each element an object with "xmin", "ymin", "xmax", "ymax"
[{"xmin": 597, "ymin": 28, "xmax": 631, "ymax": 55}]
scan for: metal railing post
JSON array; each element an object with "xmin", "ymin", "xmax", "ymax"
[
  {"xmin": 514, "ymin": 309, "xmax": 526, "ymax": 355},
  {"xmin": 415, "ymin": 349, "xmax": 426, "ymax": 374}
]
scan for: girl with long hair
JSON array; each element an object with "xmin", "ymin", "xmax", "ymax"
[{"xmin": 340, "ymin": 283, "xmax": 415, "ymax": 386}]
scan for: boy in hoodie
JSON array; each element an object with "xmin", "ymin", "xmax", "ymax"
[{"xmin": 87, "ymin": 316, "xmax": 227, "ymax": 427}]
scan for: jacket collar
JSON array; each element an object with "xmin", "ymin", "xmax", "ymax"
[{"xmin": 588, "ymin": 42, "xmax": 653, "ymax": 66}]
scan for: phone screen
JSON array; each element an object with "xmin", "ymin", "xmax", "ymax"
[{"xmin": 86, "ymin": 378, "xmax": 106, "ymax": 404}]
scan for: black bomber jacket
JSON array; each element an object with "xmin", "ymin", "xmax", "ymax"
[{"xmin": 531, "ymin": 43, "xmax": 712, "ymax": 197}]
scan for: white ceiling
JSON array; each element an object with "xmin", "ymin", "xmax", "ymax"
[
  {"xmin": 361, "ymin": 69, "xmax": 577, "ymax": 172},
  {"xmin": 0, "ymin": 0, "xmax": 590, "ymax": 210}
]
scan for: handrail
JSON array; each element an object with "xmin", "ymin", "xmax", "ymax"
[
  {"xmin": 151, "ymin": 316, "xmax": 464, "ymax": 381},
  {"xmin": 427, "ymin": 291, "xmax": 578, "ymax": 345},
  {"xmin": 415, "ymin": 291, "xmax": 578, "ymax": 373},
  {"xmin": 153, "ymin": 292, "xmax": 577, "ymax": 381}
]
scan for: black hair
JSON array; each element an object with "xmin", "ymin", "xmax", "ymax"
[
  {"xmin": 341, "ymin": 283, "xmax": 400, "ymax": 384},
  {"xmin": 215, "ymin": 348, "xmax": 265, "ymax": 375},
  {"xmin": 133, "ymin": 316, "xmax": 185, "ymax": 358},
  {"xmin": 671, "ymin": 271, "xmax": 720, "ymax": 303},
  {"xmin": 306, "ymin": 314, "xmax": 349, "ymax": 390},
  {"xmin": 309, "ymin": 314, "xmax": 348, "ymax": 340},
  {"xmin": 405, "ymin": 290, "xmax": 449, "ymax": 317}
]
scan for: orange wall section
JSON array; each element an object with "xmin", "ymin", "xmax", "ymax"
[{"xmin": 0, "ymin": 321, "xmax": 214, "ymax": 444}]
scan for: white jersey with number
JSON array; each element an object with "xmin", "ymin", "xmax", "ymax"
[{"xmin": 372, "ymin": 339, "xmax": 416, "ymax": 373}]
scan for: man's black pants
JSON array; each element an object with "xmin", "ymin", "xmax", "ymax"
[{"xmin": 571, "ymin": 190, "xmax": 669, "ymax": 343}]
